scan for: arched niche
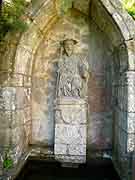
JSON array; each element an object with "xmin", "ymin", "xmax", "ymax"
[
  {"xmin": 31, "ymin": 9, "xmax": 90, "ymax": 146},
  {"xmin": 3, "ymin": 0, "xmax": 134, "ymax": 179}
]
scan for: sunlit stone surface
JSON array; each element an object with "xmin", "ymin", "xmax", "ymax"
[
  {"xmin": 55, "ymin": 98, "xmax": 87, "ymax": 164},
  {"xmin": 0, "ymin": 0, "xmax": 135, "ymax": 180}
]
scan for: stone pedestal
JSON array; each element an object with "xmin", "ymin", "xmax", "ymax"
[{"xmin": 54, "ymin": 97, "xmax": 87, "ymax": 165}]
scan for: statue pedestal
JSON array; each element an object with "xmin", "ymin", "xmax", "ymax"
[{"xmin": 54, "ymin": 97, "xmax": 87, "ymax": 165}]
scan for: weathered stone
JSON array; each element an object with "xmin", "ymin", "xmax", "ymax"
[
  {"xmin": 18, "ymin": 25, "xmax": 43, "ymax": 54},
  {"xmin": 12, "ymin": 108, "xmax": 31, "ymax": 128},
  {"xmin": 54, "ymin": 98, "xmax": 87, "ymax": 164},
  {"xmin": 55, "ymin": 154, "xmax": 86, "ymax": 164},
  {"xmin": 56, "ymin": 0, "xmax": 73, "ymax": 16},
  {"xmin": 112, "ymin": 12, "xmax": 131, "ymax": 40},
  {"xmin": 14, "ymin": 46, "xmax": 33, "ymax": 75},
  {"xmin": 0, "ymin": 73, "xmax": 31, "ymax": 88},
  {"xmin": 118, "ymin": 44, "xmax": 128, "ymax": 73},
  {"xmin": 74, "ymin": 0, "xmax": 90, "ymax": 16},
  {"xmin": 91, "ymin": 0, "xmax": 124, "ymax": 46},
  {"xmin": 0, "ymin": 87, "xmax": 16, "ymax": 111},
  {"xmin": 68, "ymin": 144, "xmax": 86, "ymax": 156},
  {"xmin": 0, "ymin": 129, "xmax": 11, "ymax": 146},
  {"xmin": 0, "ymin": 87, "xmax": 31, "ymax": 111},
  {"xmin": 0, "ymin": 0, "xmax": 135, "ymax": 179},
  {"xmin": 23, "ymin": 76, "xmax": 31, "ymax": 87},
  {"xmin": 10, "ymin": 74, "xmax": 24, "ymax": 87},
  {"xmin": 0, "ymin": 33, "xmax": 20, "ymax": 73},
  {"xmin": 16, "ymin": 88, "xmax": 31, "ymax": 109},
  {"xmin": 127, "ymin": 112, "xmax": 135, "ymax": 134},
  {"xmin": 54, "ymin": 38, "xmax": 88, "ymax": 164},
  {"xmin": 55, "ymin": 143, "xmax": 86, "ymax": 157},
  {"xmin": 132, "ymin": 153, "xmax": 135, "ymax": 180},
  {"xmin": 55, "ymin": 99, "xmax": 87, "ymax": 125},
  {"xmin": 33, "ymin": 0, "xmax": 56, "ymax": 31},
  {"xmin": 88, "ymin": 112, "xmax": 113, "ymax": 150},
  {"xmin": 0, "ymin": 111, "xmax": 12, "ymax": 129},
  {"xmin": 127, "ymin": 133, "xmax": 135, "ymax": 152},
  {"xmin": 55, "ymin": 124, "xmax": 86, "ymax": 145},
  {"xmin": 100, "ymin": 0, "xmax": 135, "ymax": 40},
  {"xmin": 126, "ymin": 72, "xmax": 135, "ymax": 113}
]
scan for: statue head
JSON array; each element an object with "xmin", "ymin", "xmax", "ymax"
[{"xmin": 63, "ymin": 39, "xmax": 77, "ymax": 57}]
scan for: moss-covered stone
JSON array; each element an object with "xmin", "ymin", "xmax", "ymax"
[{"xmin": 56, "ymin": 0, "xmax": 73, "ymax": 15}]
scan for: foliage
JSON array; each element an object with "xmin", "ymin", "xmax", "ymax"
[
  {"xmin": 3, "ymin": 149, "xmax": 13, "ymax": 170},
  {"xmin": 3, "ymin": 158, "xmax": 13, "ymax": 169},
  {"xmin": 123, "ymin": 0, "xmax": 135, "ymax": 19},
  {"xmin": 0, "ymin": 0, "xmax": 27, "ymax": 41}
]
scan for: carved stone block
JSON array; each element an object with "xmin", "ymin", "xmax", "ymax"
[
  {"xmin": 55, "ymin": 124, "xmax": 86, "ymax": 145},
  {"xmin": 54, "ymin": 98, "xmax": 87, "ymax": 164}
]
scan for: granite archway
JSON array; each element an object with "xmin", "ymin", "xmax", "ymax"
[{"xmin": 0, "ymin": 0, "xmax": 135, "ymax": 179}]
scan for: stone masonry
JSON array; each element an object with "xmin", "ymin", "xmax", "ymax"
[{"xmin": 0, "ymin": 0, "xmax": 135, "ymax": 180}]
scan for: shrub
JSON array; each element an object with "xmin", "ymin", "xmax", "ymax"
[{"xmin": 0, "ymin": 0, "xmax": 27, "ymax": 41}]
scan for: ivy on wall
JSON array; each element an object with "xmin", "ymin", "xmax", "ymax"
[
  {"xmin": 0, "ymin": 0, "xmax": 28, "ymax": 41},
  {"xmin": 123, "ymin": 0, "xmax": 135, "ymax": 19}
]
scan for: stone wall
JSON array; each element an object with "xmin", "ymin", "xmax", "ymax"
[
  {"xmin": 0, "ymin": 0, "xmax": 135, "ymax": 179},
  {"xmin": 31, "ymin": 9, "xmax": 90, "ymax": 146},
  {"xmin": 0, "ymin": 33, "xmax": 31, "ymax": 178},
  {"xmin": 90, "ymin": 0, "xmax": 135, "ymax": 179},
  {"xmin": 31, "ymin": 6, "xmax": 115, "ymax": 156},
  {"xmin": 88, "ymin": 20, "xmax": 114, "ymax": 155}
]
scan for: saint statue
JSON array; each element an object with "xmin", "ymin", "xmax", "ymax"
[
  {"xmin": 54, "ymin": 39, "xmax": 89, "ymax": 165},
  {"xmin": 56, "ymin": 39, "xmax": 89, "ymax": 99}
]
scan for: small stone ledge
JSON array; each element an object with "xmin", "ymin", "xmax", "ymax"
[{"xmin": 30, "ymin": 145, "xmax": 53, "ymax": 155}]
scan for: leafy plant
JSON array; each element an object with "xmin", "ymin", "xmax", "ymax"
[
  {"xmin": 0, "ymin": 149, "xmax": 14, "ymax": 170},
  {"xmin": 3, "ymin": 158, "xmax": 13, "ymax": 169},
  {"xmin": 0, "ymin": 0, "xmax": 28, "ymax": 41},
  {"xmin": 123, "ymin": 0, "xmax": 135, "ymax": 19}
]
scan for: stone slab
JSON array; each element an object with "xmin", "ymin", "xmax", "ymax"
[
  {"xmin": 55, "ymin": 105, "xmax": 87, "ymax": 125},
  {"xmin": 54, "ymin": 98, "xmax": 87, "ymax": 164},
  {"xmin": 55, "ymin": 154, "xmax": 86, "ymax": 164},
  {"xmin": 55, "ymin": 124, "xmax": 86, "ymax": 145},
  {"xmin": 55, "ymin": 144, "xmax": 86, "ymax": 156}
]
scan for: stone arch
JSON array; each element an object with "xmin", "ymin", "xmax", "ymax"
[
  {"xmin": 0, "ymin": 0, "xmax": 135, "ymax": 179},
  {"xmin": 14, "ymin": 0, "xmax": 135, "ymax": 76}
]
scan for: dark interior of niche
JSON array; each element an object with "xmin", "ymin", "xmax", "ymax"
[{"xmin": 15, "ymin": 159, "xmax": 121, "ymax": 180}]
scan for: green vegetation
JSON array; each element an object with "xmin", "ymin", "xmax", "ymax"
[
  {"xmin": 0, "ymin": 0, "xmax": 134, "ymax": 42},
  {"xmin": 0, "ymin": 0, "xmax": 28, "ymax": 41},
  {"xmin": 57, "ymin": 0, "xmax": 73, "ymax": 15},
  {"xmin": 3, "ymin": 150, "xmax": 13, "ymax": 170},
  {"xmin": 3, "ymin": 157, "xmax": 13, "ymax": 169},
  {"xmin": 123, "ymin": 0, "xmax": 135, "ymax": 19}
]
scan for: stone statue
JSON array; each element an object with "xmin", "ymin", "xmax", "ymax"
[
  {"xmin": 54, "ymin": 39, "xmax": 89, "ymax": 165},
  {"xmin": 56, "ymin": 39, "xmax": 89, "ymax": 99}
]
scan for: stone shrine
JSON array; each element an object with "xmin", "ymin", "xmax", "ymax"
[
  {"xmin": 54, "ymin": 39, "xmax": 89, "ymax": 165},
  {"xmin": 0, "ymin": 0, "xmax": 135, "ymax": 179}
]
